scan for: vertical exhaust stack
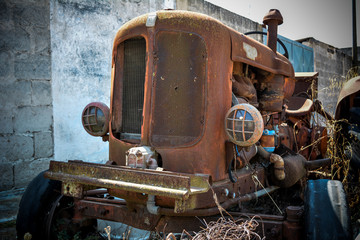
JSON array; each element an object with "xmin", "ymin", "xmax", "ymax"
[{"xmin": 263, "ymin": 9, "xmax": 283, "ymax": 53}]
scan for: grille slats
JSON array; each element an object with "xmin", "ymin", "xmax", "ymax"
[{"xmin": 121, "ymin": 38, "xmax": 146, "ymax": 134}]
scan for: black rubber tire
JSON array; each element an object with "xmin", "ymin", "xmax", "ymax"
[
  {"xmin": 305, "ymin": 179, "xmax": 351, "ymax": 240},
  {"xmin": 16, "ymin": 170, "xmax": 61, "ymax": 240}
]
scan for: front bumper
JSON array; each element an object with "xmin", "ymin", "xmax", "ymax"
[{"xmin": 44, "ymin": 160, "xmax": 211, "ymax": 213}]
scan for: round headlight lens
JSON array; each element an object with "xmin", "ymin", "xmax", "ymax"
[
  {"xmin": 225, "ymin": 103, "xmax": 264, "ymax": 146},
  {"xmin": 82, "ymin": 102, "xmax": 110, "ymax": 136}
]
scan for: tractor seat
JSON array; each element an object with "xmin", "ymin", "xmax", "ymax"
[{"xmin": 286, "ymin": 96, "xmax": 314, "ymax": 116}]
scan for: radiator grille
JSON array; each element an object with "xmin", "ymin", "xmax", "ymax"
[
  {"xmin": 151, "ymin": 31, "xmax": 207, "ymax": 146},
  {"xmin": 121, "ymin": 38, "xmax": 146, "ymax": 134}
]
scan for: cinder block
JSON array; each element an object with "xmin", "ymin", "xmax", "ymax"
[
  {"xmin": 33, "ymin": 26, "xmax": 51, "ymax": 54},
  {"xmin": 0, "ymin": 28, "xmax": 31, "ymax": 52},
  {"xmin": 14, "ymin": 106, "xmax": 52, "ymax": 133},
  {"xmin": 0, "ymin": 81, "xmax": 32, "ymax": 110},
  {"xmin": 0, "ymin": 110, "xmax": 13, "ymax": 134},
  {"xmin": 13, "ymin": 5, "xmax": 49, "ymax": 28},
  {"xmin": 14, "ymin": 53, "xmax": 51, "ymax": 80},
  {"xmin": 32, "ymin": 81, "xmax": 52, "ymax": 105},
  {"xmin": 0, "ymin": 163, "xmax": 14, "ymax": 191},
  {"xmin": 14, "ymin": 159, "xmax": 50, "ymax": 188},
  {"xmin": 34, "ymin": 132, "xmax": 53, "ymax": 158},
  {"xmin": 0, "ymin": 1, "xmax": 10, "ymax": 22},
  {"xmin": 0, "ymin": 135, "xmax": 34, "ymax": 162},
  {"xmin": 0, "ymin": 52, "xmax": 12, "ymax": 79}
]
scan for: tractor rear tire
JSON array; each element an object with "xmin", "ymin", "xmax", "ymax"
[{"xmin": 305, "ymin": 179, "xmax": 351, "ymax": 240}]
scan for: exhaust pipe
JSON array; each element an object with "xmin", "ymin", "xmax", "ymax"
[{"xmin": 263, "ymin": 9, "xmax": 283, "ymax": 53}]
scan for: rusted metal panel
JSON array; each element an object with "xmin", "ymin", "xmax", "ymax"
[
  {"xmin": 230, "ymin": 29, "xmax": 294, "ymax": 77},
  {"xmin": 293, "ymin": 72, "xmax": 318, "ymax": 98},
  {"xmin": 335, "ymin": 75, "xmax": 360, "ymax": 119},
  {"xmin": 109, "ymin": 10, "xmax": 233, "ymax": 181},
  {"xmin": 282, "ymin": 206, "xmax": 304, "ymax": 240},
  {"xmin": 75, "ymin": 199, "xmax": 161, "ymax": 231},
  {"xmin": 150, "ymin": 30, "xmax": 207, "ymax": 147},
  {"xmin": 258, "ymin": 74, "xmax": 285, "ymax": 112}
]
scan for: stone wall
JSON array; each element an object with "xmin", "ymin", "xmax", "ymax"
[
  {"xmin": 0, "ymin": 0, "xmax": 52, "ymax": 191},
  {"xmin": 299, "ymin": 38, "xmax": 353, "ymax": 115}
]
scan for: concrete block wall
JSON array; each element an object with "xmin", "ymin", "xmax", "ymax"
[
  {"xmin": 181, "ymin": 0, "xmax": 263, "ymax": 38},
  {"xmin": 0, "ymin": 0, "xmax": 52, "ymax": 191},
  {"xmin": 300, "ymin": 38, "xmax": 352, "ymax": 115}
]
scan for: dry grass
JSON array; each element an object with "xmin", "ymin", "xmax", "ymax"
[
  {"xmin": 189, "ymin": 216, "xmax": 263, "ymax": 240},
  {"xmin": 310, "ymin": 67, "xmax": 360, "ymax": 232}
]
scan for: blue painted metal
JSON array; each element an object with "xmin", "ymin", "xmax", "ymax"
[
  {"xmin": 263, "ymin": 29, "xmax": 314, "ymax": 72},
  {"xmin": 262, "ymin": 129, "xmax": 276, "ymax": 152}
]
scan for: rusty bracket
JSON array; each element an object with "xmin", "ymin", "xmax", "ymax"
[
  {"xmin": 44, "ymin": 160, "xmax": 210, "ymax": 212},
  {"xmin": 62, "ymin": 182, "xmax": 84, "ymax": 198}
]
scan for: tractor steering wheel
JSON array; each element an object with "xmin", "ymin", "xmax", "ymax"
[{"xmin": 244, "ymin": 31, "xmax": 289, "ymax": 59}]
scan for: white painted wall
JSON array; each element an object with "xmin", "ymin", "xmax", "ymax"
[{"xmin": 50, "ymin": 0, "xmax": 168, "ymax": 162}]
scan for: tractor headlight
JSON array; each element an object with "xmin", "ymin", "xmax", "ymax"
[
  {"xmin": 225, "ymin": 103, "xmax": 264, "ymax": 146},
  {"xmin": 82, "ymin": 102, "xmax": 110, "ymax": 136}
]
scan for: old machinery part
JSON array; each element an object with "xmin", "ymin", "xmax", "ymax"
[
  {"xmin": 263, "ymin": 9, "xmax": 283, "ymax": 53},
  {"xmin": 125, "ymin": 146, "xmax": 157, "ymax": 169},
  {"xmin": 303, "ymin": 158, "xmax": 331, "ymax": 170},
  {"xmin": 278, "ymin": 124, "xmax": 295, "ymax": 150},
  {"xmin": 270, "ymin": 153, "xmax": 285, "ymax": 180},
  {"xmin": 232, "ymin": 92, "xmax": 240, "ymax": 106},
  {"xmin": 228, "ymin": 145, "xmax": 257, "ymax": 182},
  {"xmin": 283, "ymin": 77, "xmax": 296, "ymax": 100},
  {"xmin": 258, "ymin": 145, "xmax": 309, "ymax": 188},
  {"xmin": 257, "ymin": 144, "xmax": 271, "ymax": 160},
  {"xmin": 232, "ymin": 74, "xmax": 258, "ymax": 104},
  {"xmin": 272, "ymin": 155, "xmax": 333, "ymax": 188},
  {"xmin": 145, "ymin": 12, "xmax": 157, "ymax": 27},
  {"xmin": 260, "ymin": 129, "xmax": 276, "ymax": 152},
  {"xmin": 258, "ymin": 74, "xmax": 285, "ymax": 112},
  {"xmin": 225, "ymin": 103, "xmax": 264, "ymax": 147},
  {"xmin": 147, "ymin": 195, "xmax": 160, "ymax": 215},
  {"xmin": 236, "ymin": 144, "xmax": 258, "ymax": 163},
  {"xmin": 270, "ymin": 154, "xmax": 307, "ymax": 188},
  {"xmin": 244, "ymin": 31, "xmax": 289, "ymax": 59},
  {"xmin": 155, "ymin": 185, "xmax": 280, "ymax": 217},
  {"xmin": 257, "ymin": 145, "xmax": 286, "ymax": 181},
  {"xmin": 82, "ymin": 102, "xmax": 110, "ymax": 136},
  {"xmin": 309, "ymin": 126, "xmax": 328, "ymax": 160},
  {"xmin": 283, "ymin": 206, "xmax": 304, "ymax": 240}
]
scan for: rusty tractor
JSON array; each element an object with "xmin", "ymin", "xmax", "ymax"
[{"xmin": 16, "ymin": 9, "xmax": 352, "ymax": 240}]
